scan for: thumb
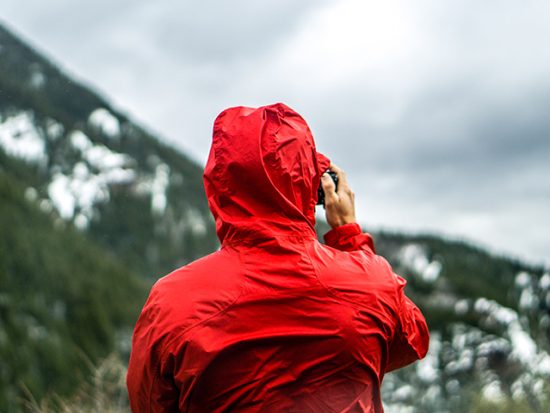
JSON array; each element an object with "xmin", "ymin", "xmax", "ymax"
[{"xmin": 321, "ymin": 173, "xmax": 338, "ymax": 202}]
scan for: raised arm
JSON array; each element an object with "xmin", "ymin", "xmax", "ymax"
[
  {"xmin": 321, "ymin": 163, "xmax": 374, "ymax": 254},
  {"xmin": 385, "ymin": 273, "xmax": 430, "ymax": 372},
  {"xmin": 321, "ymin": 163, "xmax": 429, "ymax": 371}
]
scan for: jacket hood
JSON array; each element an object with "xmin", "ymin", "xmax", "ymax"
[{"xmin": 204, "ymin": 103, "xmax": 330, "ymax": 244}]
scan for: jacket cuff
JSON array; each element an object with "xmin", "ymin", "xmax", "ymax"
[
  {"xmin": 323, "ymin": 223, "xmax": 376, "ymax": 253},
  {"xmin": 324, "ymin": 223, "xmax": 361, "ymax": 244}
]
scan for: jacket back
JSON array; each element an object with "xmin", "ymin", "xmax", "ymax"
[{"xmin": 127, "ymin": 103, "xmax": 429, "ymax": 412}]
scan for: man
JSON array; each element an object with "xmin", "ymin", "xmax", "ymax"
[{"xmin": 127, "ymin": 103, "xmax": 429, "ymax": 412}]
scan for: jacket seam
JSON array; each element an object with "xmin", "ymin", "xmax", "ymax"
[
  {"xmin": 159, "ymin": 249, "xmax": 247, "ymax": 361},
  {"xmin": 302, "ymin": 240, "xmax": 391, "ymax": 373},
  {"xmin": 149, "ymin": 289, "xmax": 245, "ymax": 411},
  {"xmin": 149, "ymin": 247, "xmax": 247, "ymax": 410},
  {"xmin": 302, "ymin": 239, "xmax": 357, "ymax": 306},
  {"xmin": 305, "ymin": 240, "xmax": 398, "ymax": 313}
]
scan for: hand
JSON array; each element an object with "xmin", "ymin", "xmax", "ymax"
[{"xmin": 321, "ymin": 163, "xmax": 357, "ymax": 229}]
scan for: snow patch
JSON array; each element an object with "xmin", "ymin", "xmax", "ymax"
[
  {"xmin": 398, "ymin": 244, "xmax": 442, "ymax": 283},
  {"xmin": 416, "ymin": 333, "xmax": 441, "ymax": 382},
  {"xmin": 74, "ymin": 213, "xmax": 89, "ymax": 230},
  {"xmin": 46, "ymin": 118, "xmax": 64, "ymax": 140},
  {"xmin": 151, "ymin": 164, "xmax": 170, "ymax": 214},
  {"xmin": 454, "ymin": 299, "xmax": 469, "ymax": 315},
  {"xmin": 185, "ymin": 207, "xmax": 207, "ymax": 235},
  {"xmin": 48, "ymin": 174, "xmax": 76, "ymax": 219},
  {"xmin": 69, "ymin": 130, "xmax": 131, "ymax": 172},
  {"xmin": 445, "ymin": 379, "xmax": 460, "ymax": 394},
  {"xmin": 474, "ymin": 298, "xmax": 516, "ymax": 324},
  {"xmin": 25, "ymin": 187, "xmax": 38, "ymax": 202},
  {"xmin": 540, "ymin": 273, "xmax": 550, "ymax": 290},
  {"xmin": 70, "ymin": 130, "xmax": 92, "ymax": 152},
  {"xmin": 445, "ymin": 348, "xmax": 474, "ymax": 374},
  {"xmin": 482, "ymin": 381, "xmax": 505, "ymax": 402},
  {"xmin": 476, "ymin": 337, "xmax": 511, "ymax": 359},
  {"xmin": 134, "ymin": 162, "xmax": 174, "ymax": 215},
  {"xmin": 509, "ymin": 323, "xmax": 537, "ymax": 364},
  {"xmin": 393, "ymin": 385, "xmax": 413, "ymax": 401},
  {"xmin": 382, "ymin": 403, "xmax": 414, "ymax": 413},
  {"xmin": 88, "ymin": 108, "xmax": 120, "ymax": 137},
  {"xmin": 48, "ymin": 137, "xmax": 135, "ymax": 226},
  {"xmin": 474, "ymin": 297, "xmax": 550, "ymax": 375},
  {"xmin": 39, "ymin": 199, "xmax": 53, "ymax": 214},
  {"xmin": 0, "ymin": 112, "xmax": 47, "ymax": 164},
  {"xmin": 515, "ymin": 271, "xmax": 532, "ymax": 288},
  {"xmin": 86, "ymin": 145, "xmax": 128, "ymax": 170},
  {"xmin": 519, "ymin": 288, "xmax": 538, "ymax": 310},
  {"xmin": 30, "ymin": 69, "xmax": 46, "ymax": 89}
]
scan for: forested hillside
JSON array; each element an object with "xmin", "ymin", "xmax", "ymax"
[
  {"xmin": 374, "ymin": 232, "xmax": 550, "ymax": 412},
  {"xmin": 0, "ymin": 24, "xmax": 218, "ymax": 281},
  {"xmin": 1, "ymin": 22, "xmax": 218, "ymax": 410},
  {"xmin": 0, "ymin": 171, "xmax": 147, "ymax": 411}
]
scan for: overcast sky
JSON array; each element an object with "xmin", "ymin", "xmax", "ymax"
[{"xmin": 2, "ymin": 0, "xmax": 549, "ymax": 266}]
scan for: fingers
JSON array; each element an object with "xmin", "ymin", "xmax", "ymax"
[
  {"xmin": 321, "ymin": 173, "xmax": 338, "ymax": 204},
  {"xmin": 329, "ymin": 163, "xmax": 348, "ymax": 187},
  {"xmin": 329, "ymin": 163, "xmax": 352, "ymax": 196},
  {"xmin": 322, "ymin": 164, "xmax": 357, "ymax": 228}
]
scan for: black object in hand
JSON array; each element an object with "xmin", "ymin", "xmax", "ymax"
[{"xmin": 317, "ymin": 171, "xmax": 339, "ymax": 206}]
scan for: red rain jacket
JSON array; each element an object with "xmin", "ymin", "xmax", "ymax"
[{"xmin": 127, "ymin": 103, "xmax": 429, "ymax": 412}]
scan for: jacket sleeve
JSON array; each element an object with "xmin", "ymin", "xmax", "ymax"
[
  {"xmin": 127, "ymin": 294, "xmax": 180, "ymax": 412},
  {"xmin": 323, "ymin": 223, "xmax": 376, "ymax": 254},
  {"xmin": 385, "ymin": 274, "xmax": 430, "ymax": 372},
  {"xmin": 324, "ymin": 223, "xmax": 429, "ymax": 372}
]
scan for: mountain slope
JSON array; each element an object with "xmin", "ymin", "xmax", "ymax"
[
  {"xmin": 1, "ymin": 22, "xmax": 221, "ymax": 410},
  {"xmin": 374, "ymin": 231, "xmax": 550, "ymax": 412},
  {"xmin": 0, "ymin": 23, "xmax": 218, "ymax": 280},
  {"xmin": 0, "ymin": 171, "xmax": 148, "ymax": 411}
]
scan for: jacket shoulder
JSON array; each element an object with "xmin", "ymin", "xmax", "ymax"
[
  {"xmin": 142, "ymin": 247, "xmax": 244, "ymax": 339},
  {"xmin": 311, "ymin": 242, "xmax": 401, "ymax": 323}
]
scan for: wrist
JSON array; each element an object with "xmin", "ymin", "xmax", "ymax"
[{"xmin": 329, "ymin": 217, "xmax": 357, "ymax": 229}]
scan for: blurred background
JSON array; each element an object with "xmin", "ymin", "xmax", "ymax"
[{"xmin": 0, "ymin": 1, "xmax": 549, "ymax": 412}]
